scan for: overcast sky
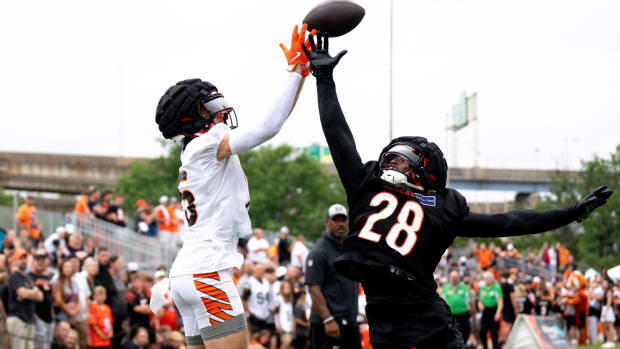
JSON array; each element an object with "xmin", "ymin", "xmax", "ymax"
[{"xmin": 1, "ymin": 0, "xmax": 618, "ymax": 173}]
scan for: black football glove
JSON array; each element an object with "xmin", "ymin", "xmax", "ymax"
[
  {"xmin": 301, "ymin": 32, "xmax": 347, "ymax": 78},
  {"xmin": 575, "ymin": 185, "xmax": 613, "ymax": 223}
]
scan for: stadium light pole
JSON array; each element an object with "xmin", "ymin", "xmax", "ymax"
[{"xmin": 388, "ymin": 0, "xmax": 393, "ymax": 141}]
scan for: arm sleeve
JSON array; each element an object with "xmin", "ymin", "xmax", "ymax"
[
  {"xmin": 228, "ymin": 72, "xmax": 302, "ymax": 154},
  {"xmin": 316, "ymin": 76, "xmax": 366, "ymax": 194},
  {"xmin": 457, "ymin": 206, "xmax": 579, "ymax": 238}
]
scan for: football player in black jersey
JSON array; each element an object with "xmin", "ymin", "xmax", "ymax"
[{"xmin": 302, "ymin": 34, "xmax": 613, "ymax": 349}]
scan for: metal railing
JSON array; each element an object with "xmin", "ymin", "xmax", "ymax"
[{"xmin": 0, "ymin": 206, "xmax": 177, "ymax": 273}]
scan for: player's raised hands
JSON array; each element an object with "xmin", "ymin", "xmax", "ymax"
[
  {"xmin": 302, "ymin": 32, "xmax": 347, "ymax": 78},
  {"xmin": 575, "ymin": 185, "xmax": 613, "ymax": 222},
  {"xmin": 280, "ymin": 24, "xmax": 315, "ymax": 77}
]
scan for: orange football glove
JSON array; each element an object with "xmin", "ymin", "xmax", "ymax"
[{"xmin": 280, "ymin": 24, "xmax": 315, "ymax": 77}]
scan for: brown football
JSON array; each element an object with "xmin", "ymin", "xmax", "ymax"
[{"xmin": 303, "ymin": 0, "xmax": 365, "ymax": 37}]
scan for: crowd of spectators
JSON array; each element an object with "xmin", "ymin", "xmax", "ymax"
[
  {"xmin": 75, "ymin": 189, "xmax": 184, "ymax": 249},
  {"xmin": 1, "ymin": 193, "xmax": 619, "ymax": 349},
  {"xmin": 434, "ymin": 240, "xmax": 620, "ymax": 348}
]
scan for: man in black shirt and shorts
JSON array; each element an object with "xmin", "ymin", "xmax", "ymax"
[{"xmin": 302, "ymin": 33, "xmax": 613, "ymax": 349}]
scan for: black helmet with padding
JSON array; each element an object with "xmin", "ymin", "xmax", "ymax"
[
  {"xmin": 378, "ymin": 136, "xmax": 448, "ymax": 193},
  {"xmin": 155, "ymin": 78, "xmax": 221, "ymax": 140}
]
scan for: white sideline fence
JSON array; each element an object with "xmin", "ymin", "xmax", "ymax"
[{"xmin": 0, "ymin": 206, "xmax": 177, "ymax": 273}]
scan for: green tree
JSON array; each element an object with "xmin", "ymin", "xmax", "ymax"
[
  {"xmin": 115, "ymin": 142, "xmax": 347, "ymax": 241},
  {"xmin": 575, "ymin": 145, "xmax": 619, "ymax": 268},
  {"xmin": 239, "ymin": 145, "xmax": 346, "ymax": 240},
  {"xmin": 115, "ymin": 142, "xmax": 182, "ymax": 216},
  {"xmin": 517, "ymin": 145, "xmax": 620, "ymax": 268},
  {"xmin": 0, "ymin": 191, "xmax": 18, "ymax": 207}
]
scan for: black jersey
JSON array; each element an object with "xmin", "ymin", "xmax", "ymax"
[
  {"xmin": 315, "ymin": 74, "xmax": 581, "ymax": 346},
  {"xmin": 338, "ymin": 173, "xmax": 468, "ymax": 290}
]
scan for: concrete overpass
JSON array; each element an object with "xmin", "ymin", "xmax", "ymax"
[
  {"xmin": 0, "ymin": 152, "xmax": 142, "ymax": 195},
  {"xmin": 0, "ymin": 151, "xmax": 580, "ymax": 212}
]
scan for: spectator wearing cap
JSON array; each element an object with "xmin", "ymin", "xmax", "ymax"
[
  {"xmin": 305, "ymin": 204, "xmax": 361, "ymax": 349},
  {"xmin": 134, "ymin": 199, "xmax": 148, "ymax": 234},
  {"xmin": 29, "ymin": 248, "xmax": 55, "ymax": 349},
  {"xmin": 277, "ymin": 226, "xmax": 292, "ymax": 266},
  {"xmin": 7, "ymin": 248, "xmax": 43, "ymax": 349},
  {"xmin": 247, "ymin": 228, "xmax": 270, "ymax": 263},
  {"xmin": 16, "ymin": 194, "xmax": 43, "ymax": 245}
]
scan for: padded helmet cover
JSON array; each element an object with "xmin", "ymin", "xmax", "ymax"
[
  {"xmin": 155, "ymin": 79, "xmax": 220, "ymax": 139},
  {"xmin": 379, "ymin": 136, "xmax": 448, "ymax": 193}
]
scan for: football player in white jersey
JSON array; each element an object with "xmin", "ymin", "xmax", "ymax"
[{"xmin": 150, "ymin": 24, "xmax": 313, "ymax": 349}]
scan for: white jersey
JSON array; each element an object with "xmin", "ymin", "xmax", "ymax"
[
  {"xmin": 170, "ymin": 123, "xmax": 252, "ymax": 277},
  {"xmin": 291, "ymin": 241, "xmax": 309, "ymax": 271},
  {"xmin": 247, "ymin": 236, "xmax": 269, "ymax": 263},
  {"xmin": 246, "ymin": 276, "xmax": 273, "ymax": 321}
]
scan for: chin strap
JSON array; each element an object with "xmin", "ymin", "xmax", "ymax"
[{"xmin": 380, "ymin": 170, "xmax": 425, "ymax": 191}]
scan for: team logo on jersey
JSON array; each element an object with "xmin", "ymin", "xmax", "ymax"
[{"xmin": 414, "ymin": 193, "xmax": 436, "ymax": 207}]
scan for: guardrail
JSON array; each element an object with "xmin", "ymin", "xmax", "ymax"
[{"xmin": 0, "ymin": 206, "xmax": 177, "ymax": 273}]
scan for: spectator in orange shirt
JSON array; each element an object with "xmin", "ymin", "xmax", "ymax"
[
  {"xmin": 167, "ymin": 198, "xmax": 180, "ymax": 247},
  {"xmin": 557, "ymin": 242, "xmax": 571, "ymax": 270},
  {"xmin": 155, "ymin": 196, "xmax": 171, "ymax": 243},
  {"xmin": 89, "ymin": 286, "xmax": 114, "ymax": 349},
  {"xmin": 74, "ymin": 190, "xmax": 91, "ymax": 216},
  {"xmin": 16, "ymin": 194, "xmax": 42, "ymax": 243},
  {"xmin": 477, "ymin": 243, "xmax": 493, "ymax": 270}
]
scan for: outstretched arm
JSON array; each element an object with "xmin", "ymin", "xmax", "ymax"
[
  {"xmin": 458, "ymin": 207, "xmax": 579, "ymax": 238},
  {"xmin": 305, "ymin": 33, "xmax": 365, "ymax": 194},
  {"xmin": 217, "ymin": 25, "xmax": 310, "ymax": 160},
  {"xmin": 457, "ymin": 185, "xmax": 613, "ymax": 237}
]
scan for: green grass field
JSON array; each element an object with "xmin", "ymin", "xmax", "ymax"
[{"xmin": 578, "ymin": 344, "xmax": 616, "ymax": 349}]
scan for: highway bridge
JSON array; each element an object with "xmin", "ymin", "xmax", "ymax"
[{"xmin": 0, "ymin": 151, "xmax": 580, "ymax": 212}]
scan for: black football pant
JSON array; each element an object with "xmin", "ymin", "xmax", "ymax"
[
  {"xmin": 371, "ymin": 321, "xmax": 466, "ymax": 349},
  {"xmin": 480, "ymin": 306, "xmax": 499, "ymax": 349},
  {"xmin": 310, "ymin": 318, "xmax": 361, "ymax": 349},
  {"xmin": 454, "ymin": 312, "xmax": 471, "ymax": 343}
]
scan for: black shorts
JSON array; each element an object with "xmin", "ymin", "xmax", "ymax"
[
  {"xmin": 360, "ymin": 266, "xmax": 465, "ymax": 348},
  {"xmin": 371, "ymin": 321, "xmax": 466, "ymax": 349},
  {"xmin": 248, "ymin": 315, "xmax": 275, "ymax": 332},
  {"xmin": 565, "ymin": 312, "xmax": 586, "ymax": 329},
  {"xmin": 365, "ymin": 297, "xmax": 465, "ymax": 348}
]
